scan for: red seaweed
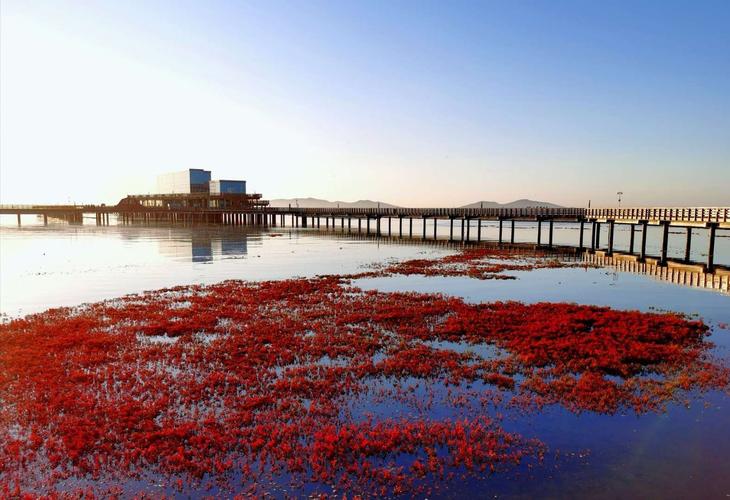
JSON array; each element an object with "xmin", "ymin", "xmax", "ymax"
[{"xmin": 0, "ymin": 272, "xmax": 727, "ymax": 496}]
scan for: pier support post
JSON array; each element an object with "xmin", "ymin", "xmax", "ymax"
[
  {"xmin": 629, "ymin": 224, "xmax": 635, "ymax": 254},
  {"xmin": 398, "ymin": 216, "xmax": 402, "ymax": 237},
  {"xmin": 498, "ymin": 218, "xmax": 503, "ymax": 243},
  {"xmin": 460, "ymin": 218, "xmax": 465, "ymax": 242},
  {"xmin": 659, "ymin": 221, "xmax": 670, "ymax": 266},
  {"xmin": 537, "ymin": 219, "xmax": 542, "ymax": 246},
  {"xmin": 449, "ymin": 217, "xmax": 454, "ymax": 241},
  {"xmin": 409, "ymin": 217, "xmax": 413, "ymax": 238},
  {"xmin": 684, "ymin": 227, "xmax": 692, "ymax": 263},
  {"xmin": 607, "ymin": 220, "xmax": 615, "ymax": 256},
  {"xmin": 579, "ymin": 219, "xmax": 585, "ymax": 249},
  {"xmin": 707, "ymin": 223, "xmax": 718, "ymax": 272},
  {"xmin": 477, "ymin": 219, "xmax": 482, "ymax": 242},
  {"xmin": 358, "ymin": 218, "xmax": 362, "ymax": 233},
  {"xmin": 422, "ymin": 217, "xmax": 427, "ymax": 240},
  {"xmin": 510, "ymin": 220, "xmax": 515, "ymax": 244},
  {"xmin": 366, "ymin": 217, "xmax": 370, "ymax": 235},
  {"xmin": 639, "ymin": 220, "xmax": 648, "ymax": 261},
  {"xmin": 595, "ymin": 222, "xmax": 601, "ymax": 249},
  {"xmin": 388, "ymin": 217, "xmax": 392, "ymax": 236},
  {"xmin": 466, "ymin": 218, "xmax": 471, "ymax": 241},
  {"xmin": 43, "ymin": 214, "xmax": 48, "ymax": 226},
  {"xmin": 377, "ymin": 217, "xmax": 381, "ymax": 235},
  {"xmin": 433, "ymin": 218, "xmax": 437, "ymax": 240},
  {"xmin": 590, "ymin": 220, "xmax": 596, "ymax": 250},
  {"xmin": 17, "ymin": 213, "xmax": 21, "ymax": 226},
  {"xmin": 548, "ymin": 219, "xmax": 554, "ymax": 248}
]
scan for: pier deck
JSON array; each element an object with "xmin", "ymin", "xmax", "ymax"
[{"xmin": 2, "ymin": 204, "xmax": 728, "ymax": 271}]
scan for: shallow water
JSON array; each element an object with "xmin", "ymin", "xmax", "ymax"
[{"xmin": 1, "ymin": 219, "xmax": 729, "ymax": 498}]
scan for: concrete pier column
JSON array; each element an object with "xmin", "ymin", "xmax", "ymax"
[
  {"xmin": 348, "ymin": 217, "xmax": 352, "ymax": 233},
  {"xmin": 43, "ymin": 214, "xmax": 48, "ymax": 225},
  {"xmin": 433, "ymin": 218, "xmax": 438, "ymax": 240},
  {"xmin": 590, "ymin": 220, "xmax": 596, "ymax": 250},
  {"xmin": 684, "ymin": 227, "xmax": 692, "ymax": 262},
  {"xmin": 498, "ymin": 219, "xmax": 503, "ymax": 243},
  {"xmin": 16, "ymin": 213, "xmax": 21, "ymax": 225},
  {"xmin": 449, "ymin": 218, "xmax": 454, "ymax": 241},
  {"xmin": 537, "ymin": 219, "xmax": 542, "ymax": 246},
  {"xmin": 510, "ymin": 220, "xmax": 515, "ymax": 244},
  {"xmin": 659, "ymin": 221, "xmax": 670, "ymax": 266},
  {"xmin": 548, "ymin": 219, "xmax": 554, "ymax": 248},
  {"xmin": 595, "ymin": 222, "xmax": 601, "ymax": 249},
  {"xmin": 398, "ymin": 216, "xmax": 403, "ymax": 237},
  {"xmin": 358, "ymin": 218, "xmax": 362, "ymax": 233},
  {"xmin": 376, "ymin": 217, "xmax": 381, "ymax": 235},
  {"xmin": 326, "ymin": 217, "xmax": 329, "ymax": 229},
  {"xmin": 466, "ymin": 218, "xmax": 471, "ymax": 241},
  {"xmin": 629, "ymin": 224, "xmax": 635, "ymax": 254},
  {"xmin": 579, "ymin": 219, "xmax": 585, "ymax": 249},
  {"xmin": 639, "ymin": 220, "xmax": 648, "ymax": 261},
  {"xmin": 409, "ymin": 218, "xmax": 413, "ymax": 238},
  {"xmin": 607, "ymin": 220, "xmax": 615, "ymax": 255},
  {"xmin": 388, "ymin": 217, "xmax": 392, "ymax": 236},
  {"xmin": 706, "ymin": 223, "xmax": 718, "ymax": 272},
  {"xmin": 477, "ymin": 219, "xmax": 482, "ymax": 242},
  {"xmin": 366, "ymin": 218, "xmax": 370, "ymax": 235},
  {"xmin": 422, "ymin": 217, "xmax": 427, "ymax": 240}
]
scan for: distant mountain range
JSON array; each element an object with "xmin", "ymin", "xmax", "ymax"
[
  {"xmin": 268, "ymin": 197, "xmax": 562, "ymax": 209},
  {"xmin": 459, "ymin": 199, "xmax": 563, "ymax": 209},
  {"xmin": 268, "ymin": 197, "xmax": 399, "ymax": 209}
]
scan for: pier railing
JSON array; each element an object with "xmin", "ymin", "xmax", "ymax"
[{"xmin": 585, "ymin": 207, "xmax": 729, "ymax": 223}]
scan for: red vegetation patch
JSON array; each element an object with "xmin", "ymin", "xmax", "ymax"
[
  {"xmin": 0, "ymin": 276, "xmax": 727, "ymax": 496},
  {"xmin": 351, "ymin": 247, "xmax": 594, "ymax": 280}
]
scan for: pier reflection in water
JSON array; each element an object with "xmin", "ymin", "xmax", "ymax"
[
  {"xmin": 1, "ymin": 218, "xmax": 729, "ymax": 320},
  {"xmin": 584, "ymin": 250, "xmax": 730, "ymax": 294}
]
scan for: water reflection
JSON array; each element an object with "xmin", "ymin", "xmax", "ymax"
[{"xmin": 154, "ymin": 229, "xmax": 249, "ymax": 262}]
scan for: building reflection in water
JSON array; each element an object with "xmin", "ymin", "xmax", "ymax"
[{"xmin": 159, "ymin": 229, "xmax": 249, "ymax": 263}]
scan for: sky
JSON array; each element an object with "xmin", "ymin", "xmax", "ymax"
[{"xmin": 1, "ymin": 0, "xmax": 729, "ymax": 207}]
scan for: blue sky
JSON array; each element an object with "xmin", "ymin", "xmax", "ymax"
[{"xmin": 1, "ymin": 0, "xmax": 728, "ymax": 206}]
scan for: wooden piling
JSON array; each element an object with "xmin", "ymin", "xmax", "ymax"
[
  {"xmin": 548, "ymin": 219, "xmax": 554, "ymax": 248},
  {"xmin": 707, "ymin": 223, "xmax": 718, "ymax": 272},
  {"xmin": 684, "ymin": 227, "xmax": 692, "ymax": 262},
  {"xmin": 639, "ymin": 221, "xmax": 648, "ymax": 261},
  {"xmin": 629, "ymin": 224, "xmax": 635, "ymax": 254},
  {"xmin": 607, "ymin": 220, "xmax": 615, "ymax": 255},
  {"xmin": 510, "ymin": 220, "xmax": 515, "ymax": 244},
  {"xmin": 659, "ymin": 221, "xmax": 670, "ymax": 266},
  {"xmin": 537, "ymin": 219, "xmax": 542, "ymax": 246},
  {"xmin": 578, "ymin": 219, "xmax": 585, "ymax": 249}
]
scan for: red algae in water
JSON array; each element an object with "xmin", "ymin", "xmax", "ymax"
[
  {"xmin": 349, "ymin": 247, "xmax": 596, "ymax": 280},
  {"xmin": 0, "ymin": 271, "xmax": 728, "ymax": 496}
]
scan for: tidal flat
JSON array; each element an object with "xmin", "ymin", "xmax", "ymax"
[{"xmin": 1, "ymin": 221, "xmax": 729, "ymax": 497}]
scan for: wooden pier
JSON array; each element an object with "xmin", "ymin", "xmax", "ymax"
[{"xmin": 2, "ymin": 204, "xmax": 728, "ymax": 271}]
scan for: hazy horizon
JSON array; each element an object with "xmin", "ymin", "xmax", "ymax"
[{"xmin": 1, "ymin": 1, "xmax": 729, "ymax": 207}]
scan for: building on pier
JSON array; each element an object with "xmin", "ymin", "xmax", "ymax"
[{"xmin": 120, "ymin": 169, "xmax": 266, "ymax": 210}]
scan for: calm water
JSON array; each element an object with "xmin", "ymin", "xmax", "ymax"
[{"xmin": 1, "ymin": 217, "xmax": 729, "ymax": 497}]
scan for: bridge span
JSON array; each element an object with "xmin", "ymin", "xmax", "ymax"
[{"xmin": 2, "ymin": 204, "xmax": 728, "ymax": 272}]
